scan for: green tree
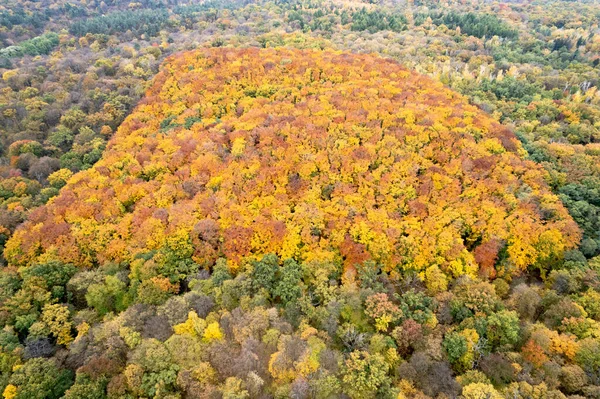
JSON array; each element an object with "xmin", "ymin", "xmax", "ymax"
[
  {"xmin": 251, "ymin": 253, "xmax": 279, "ymax": 295},
  {"xmin": 443, "ymin": 331, "xmax": 468, "ymax": 366},
  {"xmin": 211, "ymin": 258, "xmax": 232, "ymax": 287},
  {"xmin": 63, "ymin": 374, "xmax": 107, "ymax": 399},
  {"xmin": 576, "ymin": 338, "xmax": 600, "ymax": 379},
  {"xmin": 6, "ymin": 358, "xmax": 73, "ymax": 399},
  {"xmin": 274, "ymin": 259, "xmax": 303, "ymax": 305},
  {"xmin": 85, "ymin": 275, "xmax": 129, "ymax": 315},
  {"xmin": 21, "ymin": 260, "xmax": 77, "ymax": 302},
  {"xmin": 130, "ymin": 339, "xmax": 179, "ymax": 397},
  {"xmin": 486, "ymin": 310, "xmax": 520, "ymax": 349}
]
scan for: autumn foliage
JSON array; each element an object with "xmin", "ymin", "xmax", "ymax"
[{"xmin": 5, "ymin": 48, "xmax": 580, "ymax": 280}]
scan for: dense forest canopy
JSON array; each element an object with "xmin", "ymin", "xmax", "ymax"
[
  {"xmin": 0, "ymin": 0, "xmax": 599, "ymax": 398},
  {"xmin": 7, "ymin": 48, "xmax": 580, "ymax": 280}
]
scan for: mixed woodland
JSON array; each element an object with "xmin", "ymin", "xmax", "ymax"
[{"xmin": 0, "ymin": 0, "xmax": 600, "ymax": 398}]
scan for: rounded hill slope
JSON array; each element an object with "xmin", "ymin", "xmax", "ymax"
[{"xmin": 6, "ymin": 48, "xmax": 580, "ymax": 282}]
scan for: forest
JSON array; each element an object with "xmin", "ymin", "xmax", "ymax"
[{"xmin": 0, "ymin": 0, "xmax": 599, "ymax": 398}]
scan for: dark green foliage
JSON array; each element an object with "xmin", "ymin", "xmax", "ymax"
[
  {"xmin": 63, "ymin": 373, "xmax": 107, "ymax": 399},
  {"xmin": 351, "ymin": 8, "xmax": 407, "ymax": 33},
  {"xmin": 0, "ymin": 33, "xmax": 59, "ymax": 58},
  {"xmin": 417, "ymin": 11, "xmax": 518, "ymax": 39},
  {"xmin": 397, "ymin": 290, "xmax": 436, "ymax": 325},
  {"xmin": 159, "ymin": 115, "xmax": 179, "ymax": 132},
  {"xmin": 174, "ymin": 0, "xmax": 239, "ymax": 24},
  {"xmin": 442, "ymin": 332, "xmax": 468, "ymax": 365},
  {"xmin": 21, "ymin": 260, "xmax": 77, "ymax": 301},
  {"xmin": 289, "ymin": 9, "xmax": 337, "ymax": 32},
  {"xmin": 183, "ymin": 116, "xmax": 202, "ymax": 130},
  {"xmin": 0, "ymin": 330, "xmax": 21, "ymax": 353},
  {"xmin": 479, "ymin": 77, "xmax": 542, "ymax": 102},
  {"xmin": 559, "ymin": 191, "xmax": 600, "ymax": 257},
  {"xmin": 211, "ymin": 258, "xmax": 232, "ymax": 287},
  {"xmin": 69, "ymin": 9, "xmax": 169, "ymax": 37},
  {"xmin": 7, "ymin": 358, "xmax": 73, "ymax": 399},
  {"xmin": 486, "ymin": 310, "xmax": 520, "ymax": 349},
  {"xmin": 251, "ymin": 253, "xmax": 279, "ymax": 295},
  {"xmin": 0, "ymin": 8, "xmax": 48, "ymax": 30},
  {"xmin": 274, "ymin": 259, "xmax": 303, "ymax": 305}
]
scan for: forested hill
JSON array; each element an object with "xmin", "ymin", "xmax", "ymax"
[
  {"xmin": 0, "ymin": 48, "xmax": 594, "ymax": 399},
  {"xmin": 1, "ymin": 0, "xmax": 600, "ymax": 398},
  {"xmin": 7, "ymin": 48, "xmax": 580, "ymax": 279}
]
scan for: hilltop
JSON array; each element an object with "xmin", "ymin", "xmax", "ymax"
[
  {"xmin": 7, "ymin": 48, "xmax": 579, "ymax": 284},
  {"xmin": 2, "ymin": 47, "xmax": 598, "ymax": 399},
  {"xmin": 1, "ymin": 0, "xmax": 600, "ymax": 396}
]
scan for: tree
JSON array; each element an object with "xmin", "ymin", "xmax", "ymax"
[
  {"xmin": 40, "ymin": 303, "xmax": 73, "ymax": 347},
  {"xmin": 364, "ymin": 293, "xmax": 402, "ymax": 332},
  {"xmin": 21, "ymin": 260, "xmax": 77, "ymax": 302},
  {"xmin": 341, "ymin": 351, "xmax": 389, "ymax": 399},
  {"xmin": 479, "ymin": 354, "xmax": 516, "ymax": 386},
  {"xmin": 221, "ymin": 377, "xmax": 250, "ymax": 399},
  {"xmin": 486, "ymin": 310, "xmax": 520, "ymax": 349},
  {"xmin": 576, "ymin": 338, "xmax": 600, "ymax": 379},
  {"xmin": 510, "ymin": 284, "xmax": 541, "ymax": 320},
  {"xmin": 62, "ymin": 374, "xmax": 107, "ymax": 399},
  {"xmin": 202, "ymin": 322, "xmax": 223, "ymax": 343},
  {"xmin": 85, "ymin": 275, "xmax": 129, "ymax": 315},
  {"xmin": 211, "ymin": 258, "xmax": 232, "ymax": 287},
  {"xmin": 521, "ymin": 339, "xmax": 548, "ymax": 368},
  {"xmin": 392, "ymin": 319, "xmax": 423, "ymax": 355},
  {"xmin": 274, "ymin": 259, "xmax": 303, "ymax": 305},
  {"xmin": 560, "ymin": 365, "xmax": 587, "ymax": 393},
  {"xmin": 443, "ymin": 329, "xmax": 479, "ymax": 372},
  {"xmin": 250, "ymin": 254, "xmax": 279, "ymax": 296},
  {"xmin": 28, "ymin": 157, "xmax": 60, "ymax": 183},
  {"xmin": 47, "ymin": 169, "xmax": 73, "ymax": 189},
  {"xmin": 6, "ymin": 358, "xmax": 73, "ymax": 399},
  {"xmin": 135, "ymin": 277, "xmax": 178, "ymax": 306},
  {"xmin": 129, "ymin": 339, "xmax": 179, "ymax": 397},
  {"xmin": 462, "ymin": 383, "xmax": 503, "ymax": 399}
]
